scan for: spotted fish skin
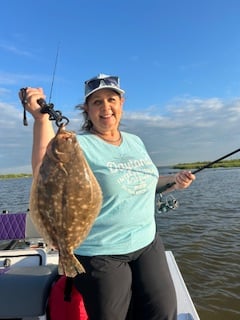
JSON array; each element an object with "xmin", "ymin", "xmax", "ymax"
[{"xmin": 30, "ymin": 125, "xmax": 102, "ymax": 277}]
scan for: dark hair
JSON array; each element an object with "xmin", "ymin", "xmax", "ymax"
[{"xmin": 75, "ymin": 102, "xmax": 93, "ymax": 132}]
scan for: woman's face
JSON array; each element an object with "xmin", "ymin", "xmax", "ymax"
[{"xmin": 85, "ymin": 89, "xmax": 124, "ymax": 133}]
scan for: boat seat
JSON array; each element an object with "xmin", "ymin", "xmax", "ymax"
[
  {"xmin": 0, "ymin": 212, "xmax": 27, "ymax": 249},
  {"xmin": 0, "ymin": 212, "xmax": 26, "ymax": 240},
  {"xmin": 0, "ymin": 264, "xmax": 58, "ymax": 319},
  {"xmin": 0, "ymin": 211, "xmax": 43, "ymax": 250}
]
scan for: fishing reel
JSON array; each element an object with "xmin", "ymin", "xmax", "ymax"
[{"xmin": 155, "ymin": 192, "xmax": 179, "ymax": 214}]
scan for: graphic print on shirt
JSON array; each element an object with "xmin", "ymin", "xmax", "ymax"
[{"xmin": 107, "ymin": 156, "xmax": 157, "ymax": 195}]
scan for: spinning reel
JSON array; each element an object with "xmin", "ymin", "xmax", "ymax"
[{"xmin": 155, "ymin": 193, "xmax": 179, "ymax": 214}]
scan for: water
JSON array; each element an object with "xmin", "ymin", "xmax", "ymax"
[
  {"xmin": 157, "ymin": 168, "xmax": 240, "ymax": 320},
  {"xmin": 1, "ymin": 170, "xmax": 240, "ymax": 319},
  {"xmin": 0, "ymin": 177, "xmax": 32, "ymax": 213}
]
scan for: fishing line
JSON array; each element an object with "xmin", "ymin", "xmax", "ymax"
[{"xmin": 48, "ymin": 42, "xmax": 60, "ymax": 104}]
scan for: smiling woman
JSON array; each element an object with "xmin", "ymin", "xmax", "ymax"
[
  {"xmin": 19, "ymin": 73, "xmax": 195, "ymax": 320},
  {"xmin": 77, "ymin": 74, "xmax": 125, "ymax": 137},
  {"xmin": 86, "ymin": 88, "xmax": 124, "ymax": 145}
]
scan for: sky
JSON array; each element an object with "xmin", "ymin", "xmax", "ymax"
[{"xmin": 1, "ymin": 0, "xmax": 240, "ymax": 173}]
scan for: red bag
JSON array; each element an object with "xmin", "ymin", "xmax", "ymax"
[{"xmin": 48, "ymin": 276, "xmax": 88, "ymax": 320}]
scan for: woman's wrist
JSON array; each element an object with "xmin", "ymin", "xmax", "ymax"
[{"xmin": 32, "ymin": 111, "xmax": 50, "ymax": 122}]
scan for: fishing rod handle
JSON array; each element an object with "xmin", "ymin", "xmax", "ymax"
[
  {"xmin": 37, "ymin": 98, "xmax": 47, "ymax": 108},
  {"xmin": 156, "ymin": 182, "xmax": 176, "ymax": 194}
]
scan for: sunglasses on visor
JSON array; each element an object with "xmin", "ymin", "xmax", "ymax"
[{"xmin": 85, "ymin": 76, "xmax": 120, "ymax": 95}]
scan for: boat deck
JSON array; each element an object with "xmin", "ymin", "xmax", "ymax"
[
  {"xmin": 166, "ymin": 251, "xmax": 200, "ymax": 320},
  {"xmin": 0, "ymin": 211, "xmax": 200, "ymax": 319}
]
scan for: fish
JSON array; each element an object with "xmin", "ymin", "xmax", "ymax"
[{"xmin": 29, "ymin": 125, "xmax": 102, "ymax": 277}]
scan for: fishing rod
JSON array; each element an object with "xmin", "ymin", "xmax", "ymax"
[
  {"xmin": 19, "ymin": 44, "xmax": 69, "ymax": 128},
  {"xmin": 156, "ymin": 147, "xmax": 240, "ymax": 213},
  {"xmin": 48, "ymin": 42, "xmax": 60, "ymax": 104}
]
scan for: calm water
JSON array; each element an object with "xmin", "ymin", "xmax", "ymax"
[{"xmin": 1, "ymin": 169, "xmax": 240, "ymax": 319}]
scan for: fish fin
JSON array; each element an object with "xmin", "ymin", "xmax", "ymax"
[{"xmin": 58, "ymin": 254, "xmax": 85, "ymax": 277}]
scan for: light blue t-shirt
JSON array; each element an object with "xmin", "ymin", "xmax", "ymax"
[{"xmin": 74, "ymin": 131, "xmax": 159, "ymax": 256}]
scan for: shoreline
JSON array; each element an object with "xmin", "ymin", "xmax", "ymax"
[
  {"xmin": 0, "ymin": 173, "xmax": 32, "ymax": 179},
  {"xmin": 172, "ymin": 158, "xmax": 240, "ymax": 170},
  {"xmin": 1, "ymin": 159, "xmax": 240, "ymax": 179}
]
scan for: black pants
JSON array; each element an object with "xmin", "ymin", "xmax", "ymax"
[{"xmin": 74, "ymin": 233, "xmax": 177, "ymax": 320}]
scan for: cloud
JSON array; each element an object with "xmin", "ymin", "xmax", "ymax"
[
  {"xmin": 1, "ymin": 95, "xmax": 240, "ymax": 173},
  {"xmin": 0, "ymin": 71, "xmax": 50, "ymax": 86},
  {"xmin": 122, "ymin": 96, "xmax": 240, "ymax": 165},
  {"xmin": 0, "ymin": 101, "xmax": 33, "ymax": 174},
  {"xmin": 0, "ymin": 43, "xmax": 33, "ymax": 57},
  {"xmin": 0, "ymin": 88, "xmax": 10, "ymax": 96},
  {"xmin": 125, "ymin": 96, "xmax": 240, "ymax": 128}
]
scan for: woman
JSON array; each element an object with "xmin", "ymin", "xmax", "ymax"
[{"xmin": 19, "ymin": 74, "xmax": 195, "ymax": 320}]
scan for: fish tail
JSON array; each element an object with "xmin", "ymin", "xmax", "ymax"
[{"xmin": 58, "ymin": 254, "xmax": 86, "ymax": 278}]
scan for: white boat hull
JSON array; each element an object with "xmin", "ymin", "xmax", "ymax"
[{"xmin": 0, "ymin": 247, "xmax": 199, "ymax": 320}]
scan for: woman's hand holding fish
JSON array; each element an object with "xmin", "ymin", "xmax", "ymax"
[{"xmin": 19, "ymin": 87, "xmax": 48, "ymax": 121}]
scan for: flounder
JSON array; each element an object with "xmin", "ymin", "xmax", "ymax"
[{"xmin": 29, "ymin": 125, "xmax": 102, "ymax": 277}]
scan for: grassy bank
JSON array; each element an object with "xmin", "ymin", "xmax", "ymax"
[
  {"xmin": 0, "ymin": 173, "xmax": 32, "ymax": 179},
  {"xmin": 173, "ymin": 159, "xmax": 240, "ymax": 170},
  {"xmin": 1, "ymin": 158, "xmax": 240, "ymax": 178}
]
